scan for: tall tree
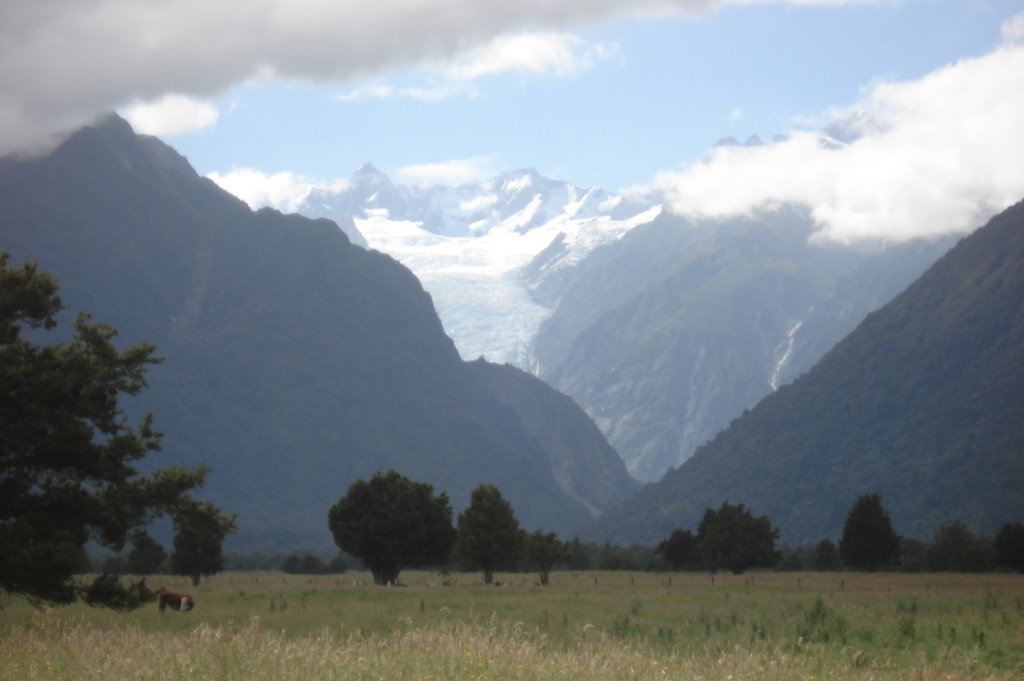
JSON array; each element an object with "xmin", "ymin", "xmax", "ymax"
[
  {"xmin": 526, "ymin": 531, "xmax": 570, "ymax": 585},
  {"xmin": 454, "ymin": 484, "xmax": 525, "ymax": 584},
  {"xmin": 696, "ymin": 501, "xmax": 779, "ymax": 574},
  {"xmin": 0, "ymin": 254, "xmax": 209, "ymax": 606},
  {"xmin": 327, "ymin": 470, "xmax": 456, "ymax": 585},
  {"xmin": 171, "ymin": 500, "xmax": 236, "ymax": 586},
  {"xmin": 839, "ymin": 493, "xmax": 901, "ymax": 571}
]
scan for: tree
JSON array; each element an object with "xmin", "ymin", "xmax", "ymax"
[
  {"xmin": 696, "ymin": 501, "xmax": 779, "ymax": 574},
  {"xmin": 813, "ymin": 539, "xmax": 842, "ymax": 571},
  {"xmin": 839, "ymin": 493, "xmax": 901, "ymax": 571},
  {"xmin": 327, "ymin": 470, "xmax": 456, "ymax": 585},
  {"xmin": 993, "ymin": 522, "xmax": 1024, "ymax": 572},
  {"xmin": 928, "ymin": 520, "xmax": 990, "ymax": 572},
  {"xmin": 454, "ymin": 484, "xmax": 525, "ymax": 584},
  {"xmin": 127, "ymin": 531, "xmax": 168, "ymax": 575},
  {"xmin": 526, "ymin": 531, "xmax": 570, "ymax": 585},
  {"xmin": 657, "ymin": 529, "xmax": 700, "ymax": 570},
  {"xmin": 171, "ymin": 500, "xmax": 236, "ymax": 586},
  {"xmin": 0, "ymin": 255, "xmax": 210, "ymax": 607}
]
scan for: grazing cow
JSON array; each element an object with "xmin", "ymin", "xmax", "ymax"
[{"xmin": 158, "ymin": 591, "xmax": 195, "ymax": 613}]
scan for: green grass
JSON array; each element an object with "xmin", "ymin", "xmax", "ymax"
[{"xmin": 2, "ymin": 571, "xmax": 1022, "ymax": 679}]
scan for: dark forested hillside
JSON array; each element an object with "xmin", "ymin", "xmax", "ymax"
[
  {"xmin": 529, "ymin": 209, "xmax": 952, "ymax": 481},
  {"xmin": 0, "ymin": 115, "xmax": 624, "ymax": 548},
  {"xmin": 587, "ymin": 200, "xmax": 1024, "ymax": 544}
]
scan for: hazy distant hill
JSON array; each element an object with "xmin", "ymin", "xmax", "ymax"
[
  {"xmin": 0, "ymin": 114, "xmax": 636, "ymax": 549},
  {"xmin": 587, "ymin": 201, "xmax": 1024, "ymax": 544},
  {"xmin": 529, "ymin": 208, "xmax": 954, "ymax": 480}
]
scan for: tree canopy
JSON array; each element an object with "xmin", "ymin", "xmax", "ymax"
[
  {"xmin": 525, "ymin": 530, "xmax": 570, "ymax": 585},
  {"xmin": 696, "ymin": 501, "xmax": 779, "ymax": 574},
  {"xmin": 0, "ymin": 254, "xmax": 213, "ymax": 606},
  {"xmin": 454, "ymin": 484, "xmax": 525, "ymax": 584},
  {"xmin": 656, "ymin": 529, "xmax": 700, "ymax": 571},
  {"xmin": 839, "ymin": 493, "xmax": 901, "ymax": 571},
  {"xmin": 327, "ymin": 470, "xmax": 456, "ymax": 585},
  {"xmin": 171, "ymin": 500, "xmax": 237, "ymax": 586}
]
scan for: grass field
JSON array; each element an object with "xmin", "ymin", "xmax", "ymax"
[{"xmin": 1, "ymin": 571, "xmax": 1022, "ymax": 680}]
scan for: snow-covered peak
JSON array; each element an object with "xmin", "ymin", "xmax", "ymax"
[{"xmin": 295, "ymin": 164, "xmax": 660, "ymax": 368}]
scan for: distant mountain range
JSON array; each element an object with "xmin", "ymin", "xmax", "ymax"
[
  {"xmin": 587, "ymin": 200, "xmax": 1024, "ymax": 543},
  {"xmin": 0, "ymin": 114, "xmax": 637, "ymax": 550},
  {"xmin": 298, "ymin": 166, "xmax": 957, "ymax": 481}
]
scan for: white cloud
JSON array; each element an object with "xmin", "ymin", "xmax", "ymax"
[
  {"xmin": 207, "ymin": 167, "xmax": 350, "ymax": 213},
  {"xmin": 655, "ymin": 44, "xmax": 1024, "ymax": 243},
  {"xmin": 1, "ymin": 0, "xmax": 877, "ymax": 157},
  {"xmin": 119, "ymin": 94, "xmax": 219, "ymax": 136},
  {"xmin": 444, "ymin": 32, "xmax": 619, "ymax": 81},
  {"xmin": 1002, "ymin": 12, "xmax": 1024, "ymax": 44},
  {"xmin": 396, "ymin": 156, "xmax": 500, "ymax": 186},
  {"xmin": 335, "ymin": 31, "xmax": 617, "ymax": 103}
]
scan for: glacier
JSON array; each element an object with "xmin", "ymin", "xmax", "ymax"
[{"xmin": 299, "ymin": 165, "xmax": 660, "ymax": 367}]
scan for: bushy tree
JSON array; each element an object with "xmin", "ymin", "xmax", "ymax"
[
  {"xmin": 0, "ymin": 255, "xmax": 211, "ymax": 607},
  {"xmin": 929, "ymin": 520, "xmax": 990, "ymax": 572},
  {"xmin": 994, "ymin": 522, "xmax": 1024, "ymax": 572},
  {"xmin": 171, "ymin": 500, "xmax": 236, "ymax": 586},
  {"xmin": 526, "ymin": 531, "xmax": 570, "ymax": 585},
  {"xmin": 696, "ymin": 501, "xmax": 779, "ymax": 574},
  {"xmin": 454, "ymin": 484, "xmax": 525, "ymax": 584},
  {"xmin": 657, "ymin": 529, "xmax": 700, "ymax": 570},
  {"xmin": 839, "ymin": 493, "xmax": 901, "ymax": 571},
  {"xmin": 328, "ymin": 470, "xmax": 456, "ymax": 585}
]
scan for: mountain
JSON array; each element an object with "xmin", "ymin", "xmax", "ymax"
[
  {"xmin": 0, "ymin": 114, "xmax": 636, "ymax": 549},
  {"xmin": 587, "ymin": 200, "xmax": 1024, "ymax": 544},
  {"xmin": 528, "ymin": 208, "xmax": 955, "ymax": 480},
  {"xmin": 295, "ymin": 165, "xmax": 661, "ymax": 366},
  {"xmin": 467, "ymin": 360, "xmax": 642, "ymax": 516}
]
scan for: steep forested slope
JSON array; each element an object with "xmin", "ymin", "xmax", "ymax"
[
  {"xmin": 0, "ymin": 115, "xmax": 624, "ymax": 548},
  {"xmin": 588, "ymin": 201, "xmax": 1024, "ymax": 544}
]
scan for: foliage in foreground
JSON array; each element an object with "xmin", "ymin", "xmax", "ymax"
[{"xmin": 0, "ymin": 255, "xmax": 223, "ymax": 608}]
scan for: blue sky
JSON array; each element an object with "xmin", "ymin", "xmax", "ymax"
[
  {"xmin": 1, "ymin": 0, "xmax": 1022, "ymax": 241},
  {"xmin": 146, "ymin": 1, "xmax": 1018, "ymax": 190}
]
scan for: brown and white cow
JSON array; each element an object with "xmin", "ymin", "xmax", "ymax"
[{"xmin": 158, "ymin": 590, "xmax": 195, "ymax": 613}]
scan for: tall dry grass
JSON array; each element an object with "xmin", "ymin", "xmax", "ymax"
[{"xmin": 2, "ymin": 571, "xmax": 1022, "ymax": 680}]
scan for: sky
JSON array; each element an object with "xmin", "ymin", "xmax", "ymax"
[{"xmin": 2, "ymin": 0, "xmax": 1023, "ymax": 243}]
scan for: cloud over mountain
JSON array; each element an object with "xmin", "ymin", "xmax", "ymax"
[
  {"xmin": 1, "ymin": 0, "xmax": 871, "ymax": 158},
  {"xmin": 655, "ymin": 36, "xmax": 1024, "ymax": 243}
]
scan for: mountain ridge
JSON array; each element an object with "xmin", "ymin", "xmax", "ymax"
[{"xmin": 585, "ymin": 200, "xmax": 1024, "ymax": 543}]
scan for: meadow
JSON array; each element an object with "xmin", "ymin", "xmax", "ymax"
[{"xmin": 1, "ymin": 571, "xmax": 1021, "ymax": 680}]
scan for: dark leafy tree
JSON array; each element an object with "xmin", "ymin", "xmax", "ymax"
[
  {"xmin": 839, "ymin": 493, "xmax": 901, "ymax": 571},
  {"xmin": 171, "ymin": 500, "xmax": 236, "ymax": 586},
  {"xmin": 657, "ymin": 529, "xmax": 700, "ymax": 570},
  {"xmin": 928, "ymin": 520, "xmax": 991, "ymax": 572},
  {"xmin": 454, "ymin": 484, "xmax": 525, "ymax": 584},
  {"xmin": 813, "ymin": 539, "xmax": 842, "ymax": 571},
  {"xmin": 0, "ymin": 255, "xmax": 210, "ymax": 607},
  {"xmin": 994, "ymin": 522, "xmax": 1024, "ymax": 572},
  {"xmin": 328, "ymin": 470, "xmax": 456, "ymax": 585},
  {"xmin": 696, "ymin": 501, "xmax": 779, "ymax": 574},
  {"xmin": 127, "ymin": 531, "xmax": 168, "ymax": 575},
  {"xmin": 526, "ymin": 531, "xmax": 570, "ymax": 585}
]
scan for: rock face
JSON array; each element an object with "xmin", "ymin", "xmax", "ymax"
[
  {"xmin": 0, "ymin": 114, "xmax": 635, "ymax": 549},
  {"xmin": 586, "ymin": 199, "xmax": 1024, "ymax": 544},
  {"xmin": 529, "ymin": 208, "xmax": 954, "ymax": 480}
]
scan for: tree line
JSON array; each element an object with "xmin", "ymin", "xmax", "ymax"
[{"xmin": 2, "ymin": 255, "xmax": 1021, "ymax": 612}]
